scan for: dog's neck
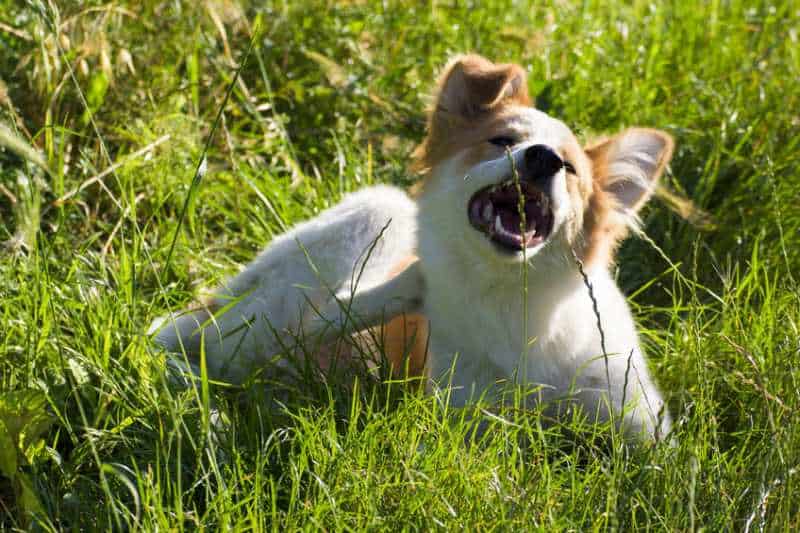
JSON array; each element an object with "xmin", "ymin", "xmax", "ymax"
[
  {"xmin": 420, "ymin": 226, "xmax": 590, "ymax": 294},
  {"xmin": 419, "ymin": 238, "xmax": 595, "ymax": 329}
]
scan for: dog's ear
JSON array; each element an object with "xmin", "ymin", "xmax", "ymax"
[
  {"xmin": 412, "ymin": 55, "xmax": 529, "ymax": 173},
  {"xmin": 586, "ymin": 128, "xmax": 674, "ymax": 214},
  {"xmin": 580, "ymin": 128, "xmax": 674, "ymax": 268},
  {"xmin": 434, "ymin": 54, "xmax": 529, "ymax": 118}
]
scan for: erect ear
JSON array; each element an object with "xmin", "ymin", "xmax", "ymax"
[
  {"xmin": 586, "ymin": 128, "xmax": 674, "ymax": 214},
  {"xmin": 434, "ymin": 54, "xmax": 529, "ymax": 119}
]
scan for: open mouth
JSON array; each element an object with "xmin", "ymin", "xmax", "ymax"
[{"xmin": 467, "ymin": 179, "xmax": 554, "ymax": 252}]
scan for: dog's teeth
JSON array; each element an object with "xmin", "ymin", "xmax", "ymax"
[
  {"xmin": 494, "ymin": 214, "xmax": 504, "ymax": 234},
  {"xmin": 482, "ymin": 203, "xmax": 493, "ymax": 223}
]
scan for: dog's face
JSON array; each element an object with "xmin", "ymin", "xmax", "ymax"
[{"xmin": 415, "ymin": 55, "xmax": 673, "ymax": 274}]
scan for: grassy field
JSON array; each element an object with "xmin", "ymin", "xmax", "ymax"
[{"xmin": 1, "ymin": 0, "xmax": 799, "ymax": 529}]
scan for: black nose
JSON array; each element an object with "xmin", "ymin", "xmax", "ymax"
[{"xmin": 524, "ymin": 144, "xmax": 563, "ymax": 179}]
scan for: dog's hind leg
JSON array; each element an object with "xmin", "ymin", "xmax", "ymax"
[{"xmin": 152, "ymin": 185, "xmax": 418, "ymax": 383}]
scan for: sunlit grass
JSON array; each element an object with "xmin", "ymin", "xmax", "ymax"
[{"xmin": 0, "ymin": 0, "xmax": 798, "ymax": 529}]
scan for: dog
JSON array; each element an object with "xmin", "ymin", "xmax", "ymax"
[{"xmin": 154, "ymin": 54, "xmax": 674, "ymax": 441}]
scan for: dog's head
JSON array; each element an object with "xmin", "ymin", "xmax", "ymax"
[{"xmin": 414, "ymin": 55, "xmax": 673, "ymax": 275}]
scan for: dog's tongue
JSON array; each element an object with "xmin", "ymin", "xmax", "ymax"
[{"xmin": 467, "ymin": 181, "xmax": 553, "ymax": 251}]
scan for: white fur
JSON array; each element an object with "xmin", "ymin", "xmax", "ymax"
[{"xmin": 153, "ymin": 109, "xmax": 671, "ymax": 441}]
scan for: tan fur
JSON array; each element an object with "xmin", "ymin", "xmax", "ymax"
[
  {"xmin": 377, "ymin": 256, "xmax": 429, "ymax": 378},
  {"xmin": 413, "ymin": 55, "xmax": 530, "ymax": 173},
  {"xmin": 314, "ymin": 257, "xmax": 428, "ymax": 379}
]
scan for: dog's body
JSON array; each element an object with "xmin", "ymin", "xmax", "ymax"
[{"xmin": 155, "ymin": 55, "xmax": 673, "ymax": 440}]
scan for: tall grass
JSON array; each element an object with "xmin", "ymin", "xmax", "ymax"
[{"xmin": 1, "ymin": 0, "xmax": 798, "ymax": 529}]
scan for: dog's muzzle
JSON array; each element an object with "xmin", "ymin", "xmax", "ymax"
[{"xmin": 467, "ymin": 144, "xmax": 562, "ymax": 252}]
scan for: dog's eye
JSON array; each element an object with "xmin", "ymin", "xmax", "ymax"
[
  {"xmin": 563, "ymin": 161, "xmax": 577, "ymax": 175},
  {"xmin": 488, "ymin": 136, "xmax": 516, "ymax": 147}
]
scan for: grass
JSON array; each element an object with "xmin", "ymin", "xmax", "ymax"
[{"xmin": 1, "ymin": 0, "xmax": 799, "ymax": 529}]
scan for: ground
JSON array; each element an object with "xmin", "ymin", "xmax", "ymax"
[{"xmin": 0, "ymin": 0, "xmax": 798, "ymax": 529}]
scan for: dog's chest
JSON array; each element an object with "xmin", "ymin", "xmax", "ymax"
[{"xmin": 422, "ymin": 280, "xmax": 573, "ymax": 404}]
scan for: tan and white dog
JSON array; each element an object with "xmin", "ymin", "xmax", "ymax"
[{"xmin": 155, "ymin": 55, "xmax": 674, "ymax": 440}]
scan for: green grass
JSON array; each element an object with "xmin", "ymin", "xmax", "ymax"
[{"xmin": 1, "ymin": 0, "xmax": 799, "ymax": 529}]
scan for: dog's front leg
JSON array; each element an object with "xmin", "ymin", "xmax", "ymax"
[
  {"xmin": 305, "ymin": 259, "xmax": 426, "ymax": 340},
  {"xmin": 152, "ymin": 185, "xmax": 419, "ymax": 382}
]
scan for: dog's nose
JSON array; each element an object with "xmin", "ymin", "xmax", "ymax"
[{"xmin": 524, "ymin": 144, "xmax": 563, "ymax": 179}]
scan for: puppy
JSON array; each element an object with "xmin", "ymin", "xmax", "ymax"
[{"xmin": 154, "ymin": 54, "xmax": 674, "ymax": 440}]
